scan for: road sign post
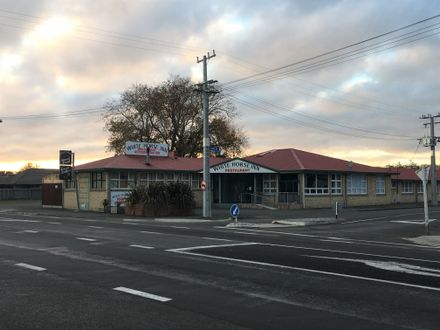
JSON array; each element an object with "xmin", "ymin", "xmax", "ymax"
[
  {"xmin": 416, "ymin": 166, "xmax": 430, "ymax": 235},
  {"xmin": 230, "ymin": 204, "xmax": 240, "ymax": 223}
]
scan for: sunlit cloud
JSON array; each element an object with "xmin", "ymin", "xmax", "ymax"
[{"xmin": 22, "ymin": 16, "xmax": 77, "ymax": 48}]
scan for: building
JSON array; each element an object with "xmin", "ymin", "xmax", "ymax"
[
  {"xmin": 63, "ymin": 147, "xmax": 400, "ymax": 211},
  {"xmin": 0, "ymin": 168, "xmax": 58, "ymax": 200}
]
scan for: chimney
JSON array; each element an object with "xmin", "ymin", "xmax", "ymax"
[{"xmin": 145, "ymin": 147, "xmax": 150, "ymax": 165}]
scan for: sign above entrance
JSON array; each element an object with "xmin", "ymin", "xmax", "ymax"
[
  {"xmin": 210, "ymin": 159, "xmax": 275, "ymax": 174},
  {"xmin": 124, "ymin": 141, "xmax": 168, "ymax": 157}
]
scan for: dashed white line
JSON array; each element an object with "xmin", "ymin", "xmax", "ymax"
[
  {"xmin": 47, "ymin": 222, "xmax": 61, "ymax": 225},
  {"xmin": 129, "ymin": 244, "xmax": 155, "ymax": 249},
  {"xmin": 76, "ymin": 237, "xmax": 97, "ymax": 242},
  {"xmin": 171, "ymin": 226, "xmax": 190, "ymax": 229},
  {"xmin": 233, "ymin": 231, "xmax": 257, "ymax": 235},
  {"xmin": 88, "ymin": 226, "xmax": 104, "ymax": 229},
  {"xmin": 168, "ymin": 242, "xmax": 258, "ymax": 252},
  {"xmin": 23, "ymin": 230, "xmax": 39, "ymax": 234},
  {"xmin": 15, "ymin": 263, "xmax": 46, "ymax": 272},
  {"xmin": 140, "ymin": 231, "xmax": 162, "ymax": 235},
  {"xmin": 113, "ymin": 286, "xmax": 171, "ymax": 302},
  {"xmin": 0, "ymin": 219, "xmax": 40, "ymax": 223},
  {"xmin": 320, "ymin": 239, "xmax": 353, "ymax": 244},
  {"xmin": 202, "ymin": 237, "xmax": 233, "ymax": 242}
]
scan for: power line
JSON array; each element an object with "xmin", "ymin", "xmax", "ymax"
[{"xmin": 222, "ymin": 14, "xmax": 440, "ymax": 88}]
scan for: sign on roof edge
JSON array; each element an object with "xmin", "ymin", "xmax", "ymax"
[
  {"xmin": 209, "ymin": 159, "xmax": 275, "ymax": 174},
  {"xmin": 124, "ymin": 141, "xmax": 168, "ymax": 157}
]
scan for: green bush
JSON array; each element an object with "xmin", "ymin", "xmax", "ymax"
[{"xmin": 126, "ymin": 181, "xmax": 194, "ymax": 212}]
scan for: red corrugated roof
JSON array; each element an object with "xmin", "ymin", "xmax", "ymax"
[
  {"xmin": 75, "ymin": 154, "xmax": 227, "ymax": 172},
  {"xmin": 390, "ymin": 167, "xmax": 440, "ymax": 181},
  {"xmin": 75, "ymin": 148, "xmax": 394, "ymax": 174},
  {"xmin": 244, "ymin": 148, "xmax": 389, "ymax": 173}
]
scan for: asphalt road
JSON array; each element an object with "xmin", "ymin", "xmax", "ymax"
[{"xmin": 0, "ymin": 204, "xmax": 439, "ymax": 329}]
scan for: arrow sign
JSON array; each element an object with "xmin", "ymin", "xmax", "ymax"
[{"xmin": 230, "ymin": 204, "xmax": 240, "ymax": 218}]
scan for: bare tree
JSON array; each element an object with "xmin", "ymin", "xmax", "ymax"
[{"xmin": 103, "ymin": 76, "xmax": 247, "ymax": 157}]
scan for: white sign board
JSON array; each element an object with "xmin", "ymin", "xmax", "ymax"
[
  {"xmin": 110, "ymin": 190, "xmax": 130, "ymax": 207},
  {"xmin": 125, "ymin": 141, "xmax": 169, "ymax": 157},
  {"xmin": 210, "ymin": 159, "xmax": 275, "ymax": 174}
]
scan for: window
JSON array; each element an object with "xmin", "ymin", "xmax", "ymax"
[
  {"xmin": 402, "ymin": 181, "xmax": 413, "ymax": 194},
  {"xmin": 347, "ymin": 174, "xmax": 367, "ymax": 195},
  {"xmin": 417, "ymin": 182, "xmax": 423, "ymax": 194},
  {"xmin": 304, "ymin": 174, "xmax": 329, "ymax": 195},
  {"xmin": 263, "ymin": 174, "xmax": 277, "ymax": 194},
  {"xmin": 91, "ymin": 172, "xmax": 105, "ymax": 190},
  {"xmin": 191, "ymin": 173, "xmax": 202, "ymax": 189},
  {"xmin": 178, "ymin": 173, "xmax": 190, "ymax": 185},
  {"xmin": 65, "ymin": 179, "xmax": 76, "ymax": 189},
  {"xmin": 166, "ymin": 173, "xmax": 174, "ymax": 183},
  {"xmin": 376, "ymin": 175, "xmax": 385, "ymax": 195},
  {"xmin": 331, "ymin": 174, "xmax": 342, "ymax": 195},
  {"xmin": 110, "ymin": 172, "xmax": 135, "ymax": 189},
  {"xmin": 138, "ymin": 173, "xmax": 148, "ymax": 186}
]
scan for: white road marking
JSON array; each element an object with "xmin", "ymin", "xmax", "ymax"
[
  {"xmin": 265, "ymin": 243, "xmax": 440, "ymax": 264},
  {"xmin": 391, "ymin": 220, "xmax": 437, "ymax": 224},
  {"xmin": 224, "ymin": 228, "xmax": 316, "ymax": 238},
  {"xmin": 88, "ymin": 226, "xmax": 104, "ymax": 229},
  {"xmin": 129, "ymin": 244, "xmax": 155, "ymax": 249},
  {"xmin": 234, "ymin": 231, "xmax": 257, "ymax": 235},
  {"xmin": 202, "ymin": 237, "xmax": 233, "ymax": 242},
  {"xmin": 124, "ymin": 219, "xmax": 150, "ymax": 222},
  {"xmin": 305, "ymin": 255, "xmax": 440, "ymax": 277},
  {"xmin": 15, "ymin": 263, "xmax": 46, "ymax": 272},
  {"xmin": 320, "ymin": 239, "xmax": 353, "ymax": 244},
  {"xmin": 140, "ymin": 231, "xmax": 162, "ymax": 235},
  {"xmin": 342, "ymin": 216, "xmax": 388, "ymax": 224},
  {"xmin": 76, "ymin": 237, "xmax": 96, "ymax": 242},
  {"xmin": 0, "ymin": 219, "xmax": 40, "ymax": 223},
  {"xmin": 113, "ymin": 286, "xmax": 171, "ymax": 302},
  {"xmin": 168, "ymin": 242, "xmax": 258, "ymax": 252},
  {"xmin": 23, "ymin": 230, "xmax": 39, "ymax": 234},
  {"xmin": 171, "ymin": 226, "xmax": 190, "ymax": 229},
  {"xmin": 47, "ymin": 222, "xmax": 61, "ymax": 225},
  {"xmin": 170, "ymin": 248, "xmax": 440, "ymax": 292}
]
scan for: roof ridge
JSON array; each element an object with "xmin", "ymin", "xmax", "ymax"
[{"xmin": 290, "ymin": 149, "xmax": 304, "ymax": 170}]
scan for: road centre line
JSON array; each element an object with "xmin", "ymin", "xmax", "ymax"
[
  {"xmin": 320, "ymin": 239, "xmax": 353, "ymax": 244},
  {"xmin": 140, "ymin": 231, "xmax": 163, "ymax": 235},
  {"xmin": 15, "ymin": 263, "xmax": 46, "ymax": 272},
  {"xmin": 113, "ymin": 287, "xmax": 171, "ymax": 302},
  {"xmin": 225, "ymin": 228, "xmax": 316, "ymax": 238},
  {"xmin": 129, "ymin": 244, "xmax": 155, "ymax": 249},
  {"xmin": 170, "ymin": 226, "xmax": 190, "ymax": 229},
  {"xmin": 0, "ymin": 219, "xmax": 40, "ymax": 223},
  {"xmin": 202, "ymin": 237, "xmax": 233, "ymax": 242},
  {"xmin": 47, "ymin": 222, "xmax": 61, "ymax": 225},
  {"xmin": 88, "ymin": 226, "xmax": 104, "ymax": 229},
  {"xmin": 23, "ymin": 230, "xmax": 39, "ymax": 234},
  {"xmin": 234, "ymin": 231, "xmax": 258, "ymax": 235},
  {"xmin": 76, "ymin": 237, "xmax": 97, "ymax": 242},
  {"xmin": 170, "ymin": 249, "xmax": 440, "ymax": 293},
  {"xmin": 168, "ymin": 242, "xmax": 258, "ymax": 253}
]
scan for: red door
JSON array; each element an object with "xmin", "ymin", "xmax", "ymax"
[{"xmin": 42, "ymin": 183, "xmax": 63, "ymax": 207}]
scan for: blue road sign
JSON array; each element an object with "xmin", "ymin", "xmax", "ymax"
[
  {"xmin": 209, "ymin": 146, "xmax": 221, "ymax": 154},
  {"xmin": 230, "ymin": 204, "xmax": 240, "ymax": 218}
]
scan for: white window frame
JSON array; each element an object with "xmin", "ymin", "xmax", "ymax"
[
  {"xmin": 347, "ymin": 174, "xmax": 367, "ymax": 195},
  {"xmin": 402, "ymin": 181, "xmax": 413, "ymax": 194},
  {"xmin": 417, "ymin": 182, "xmax": 423, "ymax": 194},
  {"xmin": 110, "ymin": 172, "xmax": 135, "ymax": 189},
  {"xmin": 304, "ymin": 174, "xmax": 329, "ymax": 195},
  {"xmin": 191, "ymin": 173, "xmax": 202, "ymax": 189},
  {"xmin": 376, "ymin": 175, "xmax": 385, "ymax": 195},
  {"xmin": 331, "ymin": 174, "xmax": 342, "ymax": 195},
  {"xmin": 263, "ymin": 174, "xmax": 277, "ymax": 194}
]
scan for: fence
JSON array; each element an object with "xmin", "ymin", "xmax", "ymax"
[{"xmin": 0, "ymin": 188, "xmax": 42, "ymax": 200}]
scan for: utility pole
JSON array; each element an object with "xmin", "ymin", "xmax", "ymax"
[
  {"xmin": 197, "ymin": 50, "xmax": 216, "ymax": 218},
  {"xmin": 420, "ymin": 114, "xmax": 440, "ymax": 206}
]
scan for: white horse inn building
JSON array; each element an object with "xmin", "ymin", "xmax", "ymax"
[{"xmin": 59, "ymin": 144, "xmax": 430, "ymax": 212}]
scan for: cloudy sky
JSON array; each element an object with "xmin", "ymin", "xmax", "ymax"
[{"xmin": 1, "ymin": 0, "xmax": 439, "ymax": 171}]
